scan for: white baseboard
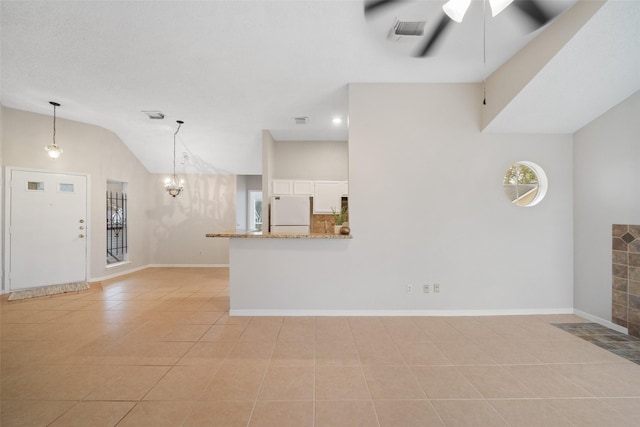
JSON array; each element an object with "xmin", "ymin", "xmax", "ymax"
[
  {"xmin": 90, "ymin": 265, "xmax": 151, "ymax": 282},
  {"xmin": 229, "ymin": 308, "xmax": 575, "ymax": 317},
  {"xmin": 146, "ymin": 264, "xmax": 229, "ymax": 268},
  {"xmin": 90, "ymin": 264, "xmax": 229, "ymax": 282},
  {"xmin": 573, "ymin": 309, "xmax": 628, "ymax": 334}
]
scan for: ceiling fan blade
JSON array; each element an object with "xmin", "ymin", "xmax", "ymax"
[
  {"xmin": 414, "ymin": 14, "xmax": 451, "ymax": 57},
  {"xmin": 364, "ymin": 0, "xmax": 402, "ymax": 16},
  {"xmin": 512, "ymin": 0, "xmax": 554, "ymax": 29}
]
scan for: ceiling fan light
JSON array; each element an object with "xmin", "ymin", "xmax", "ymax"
[
  {"xmin": 442, "ymin": 0, "xmax": 471, "ymax": 23},
  {"xmin": 489, "ymin": 0, "xmax": 513, "ymax": 17}
]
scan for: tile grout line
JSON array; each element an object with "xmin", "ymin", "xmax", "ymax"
[
  {"xmin": 348, "ymin": 317, "xmax": 382, "ymax": 427},
  {"xmin": 243, "ymin": 316, "xmax": 280, "ymax": 427}
]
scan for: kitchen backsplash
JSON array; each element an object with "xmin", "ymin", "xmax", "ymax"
[
  {"xmin": 311, "ymin": 214, "xmax": 339, "ymax": 234},
  {"xmin": 310, "ymin": 197, "xmax": 348, "ymax": 234}
]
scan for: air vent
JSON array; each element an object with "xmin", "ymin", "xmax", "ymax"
[
  {"xmin": 389, "ymin": 20, "xmax": 426, "ymax": 41},
  {"xmin": 142, "ymin": 111, "xmax": 165, "ymax": 120},
  {"xmin": 294, "ymin": 116, "xmax": 309, "ymax": 125}
]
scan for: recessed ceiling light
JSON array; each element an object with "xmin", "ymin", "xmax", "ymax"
[
  {"xmin": 332, "ymin": 117, "xmax": 342, "ymax": 125},
  {"xmin": 142, "ymin": 111, "xmax": 165, "ymax": 120}
]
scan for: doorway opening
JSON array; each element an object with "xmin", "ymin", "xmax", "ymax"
[{"xmin": 248, "ymin": 191, "xmax": 263, "ymax": 231}]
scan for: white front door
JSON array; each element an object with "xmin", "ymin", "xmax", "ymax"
[{"xmin": 8, "ymin": 169, "xmax": 88, "ymax": 291}]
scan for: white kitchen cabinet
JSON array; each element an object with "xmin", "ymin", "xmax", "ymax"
[
  {"xmin": 272, "ymin": 179, "xmax": 292, "ymax": 195},
  {"xmin": 293, "ymin": 180, "xmax": 315, "ymax": 196},
  {"xmin": 274, "ymin": 179, "xmax": 347, "ymax": 212},
  {"xmin": 273, "ymin": 179, "xmax": 316, "ymax": 196},
  {"xmin": 340, "ymin": 181, "xmax": 348, "ymax": 196},
  {"xmin": 313, "ymin": 180, "xmax": 342, "ymax": 214}
]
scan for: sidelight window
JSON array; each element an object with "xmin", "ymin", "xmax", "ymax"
[{"xmin": 107, "ymin": 181, "xmax": 128, "ymax": 265}]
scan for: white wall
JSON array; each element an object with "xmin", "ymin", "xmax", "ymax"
[
  {"xmin": 573, "ymin": 90, "xmax": 640, "ymax": 321},
  {"xmin": 1, "ymin": 106, "xmax": 236, "ymax": 288},
  {"xmin": 1, "ymin": 106, "xmax": 152, "ymax": 283},
  {"xmin": 236, "ymin": 175, "xmax": 247, "ymax": 229},
  {"xmin": 230, "ymin": 84, "xmax": 575, "ymax": 314},
  {"xmin": 245, "ymin": 175, "xmax": 262, "ymax": 191},
  {"xmin": 0, "ymin": 106, "xmax": 4, "ymax": 274},
  {"xmin": 273, "ymin": 140, "xmax": 348, "ymax": 181},
  {"xmin": 147, "ymin": 173, "xmax": 236, "ymax": 266},
  {"xmin": 262, "ymin": 130, "xmax": 276, "ymax": 229}
]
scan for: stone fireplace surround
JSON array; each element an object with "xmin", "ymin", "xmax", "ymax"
[{"xmin": 612, "ymin": 225, "xmax": 640, "ymax": 338}]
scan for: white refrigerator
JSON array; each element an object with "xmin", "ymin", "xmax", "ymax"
[{"xmin": 270, "ymin": 196, "xmax": 311, "ymax": 234}]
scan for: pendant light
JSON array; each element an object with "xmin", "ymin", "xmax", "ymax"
[
  {"xmin": 164, "ymin": 120, "xmax": 185, "ymax": 197},
  {"xmin": 45, "ymin": 101, "xmax": 63, "ymax": 159}
]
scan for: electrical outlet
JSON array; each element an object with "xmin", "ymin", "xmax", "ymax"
[
  {"xmin": 434, "ymin": 283, "xmax": 440, "ymax": 293},
  {"xmin": 406, "ymin": 284, "xmax": 413, "ymax": 293},
  {"xmin": 423, "ymin": 284, "xmax": 430, "ymax": 293}
]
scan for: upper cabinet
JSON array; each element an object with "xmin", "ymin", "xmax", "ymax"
[
  {"xmin": 272, "ymin": 179, "xmax": 293, "ymax": 195},
  {"xmin": 293, "ymin": 180, "xmax": 315, "ymax": 196},
  {"xmin": 340, "ymin": 181, "xmax": 348, "ymax": 197},
  {"xmin": 313, "ymin": 180, "xmax": 344, "ymax": 214},
  {"xmin": 272, "ymin": 179, "xmax": 315, "ymax": 196},
  {"xmin": 273, "ymin": 179, "xmax": 347, "ymax": 213}
]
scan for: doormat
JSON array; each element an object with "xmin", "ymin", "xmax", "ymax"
[{"xmin": 8, "ymin": 282, "xmax": 90, "ymax": 301}]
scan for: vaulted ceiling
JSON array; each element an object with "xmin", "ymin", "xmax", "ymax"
[{"xmin": 2, "ymin": 0, "xmax": 638, "ymax": 175}]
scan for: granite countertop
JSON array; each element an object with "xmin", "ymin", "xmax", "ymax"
[{"xmin": 206, "ymin": 229, "xmax": 352, "ymax": 239}]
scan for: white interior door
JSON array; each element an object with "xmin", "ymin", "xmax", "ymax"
[{"xmin": 8, "ymin": 169, "xmax": 88, "ymax": 291}]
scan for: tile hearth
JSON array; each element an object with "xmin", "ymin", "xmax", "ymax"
[
  {"xmin": 612, "ymin": 224, "xmax": 640, "ymax": 337},
  {"xmin": 553, "ymin": 323, "xmax": 640, "ymax": 365}
]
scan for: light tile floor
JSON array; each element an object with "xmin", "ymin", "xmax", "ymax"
[{"xmin": 2, "ymin": 267, "xmax": 640, "ymax": 426}]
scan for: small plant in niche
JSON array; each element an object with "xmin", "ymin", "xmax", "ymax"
[{"xmin": 332, "ymin": 206, "xmax": 348, "ymax": 225}]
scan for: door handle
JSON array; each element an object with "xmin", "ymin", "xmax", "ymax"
[
  {"xmin": 79, "ymin": 219, "xmax": 85, "ymax": 223},
  {"xmin": 79, "ymin": 226, "xmax": 85, "ymax": 230},
  {"xmin": 79, "ymin": 234, "xmax": 85, "ymax": 238}
]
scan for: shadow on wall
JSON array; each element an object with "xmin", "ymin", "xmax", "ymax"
[
  {"xmin": 147, "ymin": 170, "xmax": 236, "ymax": 265},
  {"xmin": 179, "ymin": 137, "xmax": 233, "ymax": 175}
]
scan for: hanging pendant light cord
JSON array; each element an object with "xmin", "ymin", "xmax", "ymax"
[
  {"xmin": 53, "ymin": 104, "xmax": 57, "ymax": 145},
  {"xmin": 50, "ymin": 102, "xmax": 59, "ymax": 146},
  {"xmin": 482, "ymin": 0, "xmax": 487, "ymax": 105},
  {"xmin": 173, "ymin": 121, "xmax": 183, "ymax": 179}
]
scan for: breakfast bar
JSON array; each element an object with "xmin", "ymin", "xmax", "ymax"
[
  {"xmin": 206, "ymin": 229, "xmax": 352, "ymax": 239},
  {"xmin": 206, "ymin": 230, "xmax": 353, "ymax": 315}
]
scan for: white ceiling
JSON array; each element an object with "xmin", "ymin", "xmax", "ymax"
[
  {"xmin": 485, "ymin": 0, "xmax": 640, "ymax": 133},
  {"xmin": 1, "ymin": 0, "xmax": 637, "ymax": 175}
]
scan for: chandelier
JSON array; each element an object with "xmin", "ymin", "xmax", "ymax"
[{"xmin": 164, "ymin": 120, "xmax": 184, "ymax": 197}]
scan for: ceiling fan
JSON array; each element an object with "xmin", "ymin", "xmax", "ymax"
[{"xmin": 364, "ymin": 0, "xmax": 561, "ymax": 57}]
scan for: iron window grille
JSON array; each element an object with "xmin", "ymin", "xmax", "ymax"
[{"xmin": 106, "ymin": 190, "xmax": 127, "ymax": 264}]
